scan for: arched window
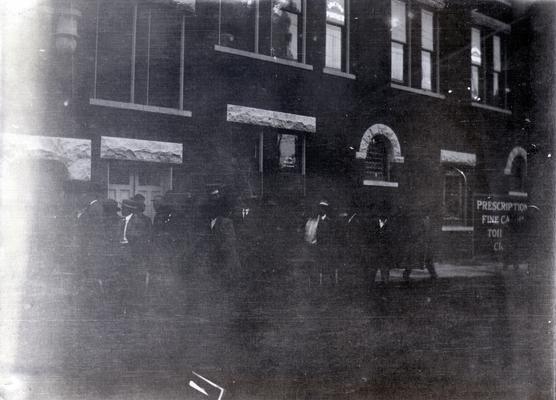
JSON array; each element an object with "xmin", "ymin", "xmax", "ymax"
[
  {"xmin": 443, "ymin": 167, "xmax": 468, "ymax": 224},
  {"xmin": 356, "ymin": 124, "xmax": 404, "ymax": 187},
  {"xmin": 510, "ymin": 155, "xmax": 526, "ymax": 192},
  {"xmin": 364, "ymin": 135, "xmax": 389, "ymax": 181},
  {"xmin": 504, "ymin": 146, "xmax": 527, "ymax": 195}
]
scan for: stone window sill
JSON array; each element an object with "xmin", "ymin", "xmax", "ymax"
[
  {"xmin": 441, "ymin": 225, "xmax": 474, "ymax": 232},
  {"xmin": 90, "ymin": 98, "xmax": 192, "ymax": 117},
  {"xmin": 390, "ymin": 83, "xmax": 446, "ymax": 99},
  {"xmin": 214, "ymin": 45, "xmax": 313, "ymax": 71},
  {"xmin": 509, "ymin": 191, "xmax": 528, "ymax": 197},
  {"xmin": 471, "ymin": 102, "xmax": 512, "ymax": 115},
  {"xmin": 363, "ymin": 180, "xmax": 399, "ymax": 188},
  {"xmin": 323, "ymin": 67, "xmax": 356, "ymax": 80}
]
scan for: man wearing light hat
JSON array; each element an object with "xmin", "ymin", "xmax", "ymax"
[{"xmin": 304, "ymin": 199, "xmax": 335, "ymax": 286}]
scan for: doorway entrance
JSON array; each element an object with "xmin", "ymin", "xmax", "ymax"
[{"xmin": 107, "ymin": 161, "xmax": 172, "ymax": 219}]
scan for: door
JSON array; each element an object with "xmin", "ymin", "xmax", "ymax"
[{"xmin": 108, "ymin": 162, "xmax": 172, "ymax": 219}]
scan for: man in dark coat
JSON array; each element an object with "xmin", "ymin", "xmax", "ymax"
[
  {"xmin": 208, "ymin": 196, "xmax": 241, "ymax": 286},
  {"xmin": 368, "ymin": 204, "xmax": 395, "ymax": 286},
  {"xmin": 118, "ymin": 198, "xmax": 152, "ymax": 315}
]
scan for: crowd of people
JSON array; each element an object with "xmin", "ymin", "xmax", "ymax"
[{"xmin": 75, "ymin": 186, "xmax": 440, "ymax": 313}]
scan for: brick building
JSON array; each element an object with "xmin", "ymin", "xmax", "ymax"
[{"xmin": 2, "ymin": 0, "xmax": 552, "ymax": 261}]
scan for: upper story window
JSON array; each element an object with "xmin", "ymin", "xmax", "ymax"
[
  {"xmin": 470, "ymin": 12, "xmax": 510, "ymax": 109},
  {"xmin": 219, "ymin": 0, "xmax": 307, "ymax": 64},
  {"xmin": 325, "ymin": 0, "xmax": 349, "ymax": 72},
  {"xmin": 94, "ymin": 1, "xmax": 187, "ymax": 110},
  {"xmin": 390, "ymin": 0, "xmax": 438, "ymax": 92}
]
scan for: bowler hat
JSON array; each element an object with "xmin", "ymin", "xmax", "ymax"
[
  {"xmin": 132, "ymin": 194, "xmax": 146, "ymax": 203},
  {"xmin": 122, "ymin": 199, "xmax": 140, "ymax": 210}
]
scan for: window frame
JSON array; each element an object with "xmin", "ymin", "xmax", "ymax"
[
  {"xmin": 390, "ymin": 0, "xmax": 439, "ymax": 93},
  {"xmin": 470, "ymin": 25, "xmax": 509, "ymax": 109},
  {"xmin": 92, "ymin": 1, "xmax": 187, "ymax": 113},
  {"xmin": 390, "ymin": 0, "xmax": 407, "ymax": 84},
  {"xmin": 442, "ymin": 167, "xmax": 472, "ymax": 227},
  {"xmin": 325, "ymin": 0, "xmax": 349, "ymax": 73},
  {"xmin": 364, "ymin": 135, "xmax": 390, "ymax": 182},
  {"xmin": 217, "ymin": 0, "xmax": 308, "ymax": 65}
]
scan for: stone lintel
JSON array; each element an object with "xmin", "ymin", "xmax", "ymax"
[
  {"xmin": 2, "ymin": 133, "xmax": 91, "ymax": 180},
  {"xmin": 227, "ymin": 104, "xmax": 316, "ymax": 133},
  {"xmin": 440, "ymin": 150, "xmax": 477, "ymax": 167},
  {"xmin": 100, "ymin": 136, "xmax": 183, "ymax": 164}
]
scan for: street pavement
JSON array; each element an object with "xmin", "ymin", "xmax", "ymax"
[{"xmin": 0, "ymin": 249, "xmax": 553, "ymax": 400}]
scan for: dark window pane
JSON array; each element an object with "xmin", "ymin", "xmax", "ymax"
[
  {"xmin": 364, "ymin": 137, "xmax": 388, "ymax": 181},
  {"xmin": 444, "ymin": 173, "xmax": 464, "ymax": 221},
  {"xmin": 109, "ymin": 164, "xmax": 131, "ymax": 185},
  {"xmin": 231, "ymin": 128, "xmax": 262, "ymax": 199},
  {"xmin": 96, "ymin": 1, "xmax": 133, "ymax": 102},
  {"xmin": 133, "ymin": 6, "xmax": 151, "ymax": 105},
  {"xmin": 138, "ymin": 168, "xmax": 162, "ymax": 186},
  {"xmin": 147, "ymin": 7, "xmax": 182, "ymax": 109},
  {"xmin": 510, "ymin": 156, "xmax": 526, "ymax": 191},
  {"xmin": 220, "ymin": 0, "xmax": 257, "ymax": 52}
]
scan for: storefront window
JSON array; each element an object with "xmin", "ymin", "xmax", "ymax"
[
  {"xmin": 443, "ymin": 167, "xmax": 470, "ymax": 225},
  {"xmin": 232, "ymin": 127, "xmax": 304, "ymax": 201}
]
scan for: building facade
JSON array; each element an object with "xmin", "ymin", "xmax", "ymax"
[{"xmin": 2, "ymin": 0, "xmax": 551, "ymax": 261}]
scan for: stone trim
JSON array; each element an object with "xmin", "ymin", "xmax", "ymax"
[
  {"xmin": 471, "ymin": 102, "xmax": 512, "ymax": 115},
  {"xmin": 441, "ymin": 225, "xmax": 474, "ymax": 232},
  {"xmin": 2, "ymin": 133, "xmax": 92, "ymax": 180},
  {"xmin": 215, "ymin": 45, "xmax": 314, "ymax": 71},
  {"xmin": 90, "ymin": 98, "xmax": 192, "ymax": 117},
  {"xmin": 356, "ymin": 124, "xmax": 404, "ymax": 163},
  {"xmin": 471, "ymin": 11, "xmax": 511, "ymax": 33},
  {"xmin": 363, "ymin": 180, "xmax": 399, "ymax": 188},
  {"xmin": 440, "ymin": 150, "xmax": 476, "ymax": 167},
  {"xmin": 391, "ymin": 83, "xmax": 446, "ymax": 99},
  {"xmin": 323, "ymin": 67, "xmax": 356, "ymax": 80},
  {"xmin": 100, "ymin": 136, "xmax": 183, "ymax": 164},
  {"xmin": 226, "ymin": 104, "xmax": 316, "ymax": 133},
  {"xmin": 504, "ymin": 146, "xmax": 527, "ymax": 175}
]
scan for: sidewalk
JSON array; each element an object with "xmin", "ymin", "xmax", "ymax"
[{"xmin": 387, "ymin": 261, "xmax": 528, "ymax": 281}]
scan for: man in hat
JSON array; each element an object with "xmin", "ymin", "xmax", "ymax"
[
  {"xmin": 368, "ymin": 202, "xmax": 395, "ymax": 286},
  {"xmin": 304, "ymin": 199, "xmax": 336, "ymax": 287}
]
